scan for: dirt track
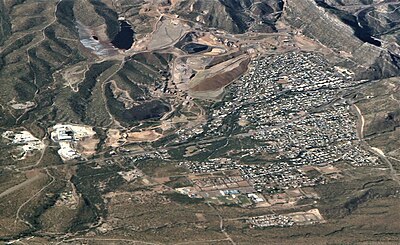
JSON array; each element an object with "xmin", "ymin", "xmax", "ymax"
[{"xmin": 0, "ymin": 172, "xmax": 45, "ymax": 199}]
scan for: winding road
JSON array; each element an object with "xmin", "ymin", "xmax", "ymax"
[{"xmin": 353, "ymin": 102, "xmax": 400, "ymax": 186}]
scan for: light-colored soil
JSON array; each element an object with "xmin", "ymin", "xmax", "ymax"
[
  {"xmin": 238, "ymin": 119, "xmax": 250, "ymax": 126},
  {"xmin": 294, "ymin": 33, "xmax": 333, "ymax": 55},
  {"xmin": 203, "ymin": 47, "xmax": 227, "ymax": 56},
  {"xmin": 317, "ymin": 165, "xmax": 340, "ymax": 174},
  {"xmin": 106, "ymin": 129, "xmax": 123, "ymax": 148},
  {"xmin": 110, "ymin": 80, "xmax": 136, "ymax": 109},
  {"xmin": 127, "ymin": 130, "xmax": 162, "ymax": 142},
  {"xmin": 153, "ymin": 177, "xmax": 170, "ymax": 184},
  {"xmin": 197, "ymin": 34, "xmax": 224, "ymax": 47},
  {"xmin": 196, "ymin": 213, "xmax": 207, "ymax": 222},
  {"xmin": 62, "ymin": 62, "xmax": 88, "ymax": 91},
  {"xmin": 148, "ymin": 17, "xmax": 189, "ymax": 50},
  {"xmin": 78, "ymin": 137, "xmax": 100, "ymax": 156}
]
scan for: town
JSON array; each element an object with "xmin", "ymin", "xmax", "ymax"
[
  {"xmin": 172, "ymin": 51, "xmax": 376, "ymax": 210},
  {"xmin": 0, "ymin": 51, "xmax": 380, "ymax": 230}
]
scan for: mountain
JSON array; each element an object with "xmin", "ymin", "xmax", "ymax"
[
  {"xmin": 284, "ymin": 0, "xmax": 400, "ymax": 79},
  {"xmin": 171, "ymin": 0, "xmax": 283, "ymax": 33}
]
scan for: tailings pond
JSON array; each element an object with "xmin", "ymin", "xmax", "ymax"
[
  {"xmin": 182, "ymin": 43, "xmax": 211, "ymax": 54},
  {"xmin": 111, "ymin": 21, "xmax": 134, "ymax": 50}
]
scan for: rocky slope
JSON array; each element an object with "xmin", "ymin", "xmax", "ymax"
[
  {"xmin": 284, "ymin": 0, "xmax": 400, "ymax": 79},
  {"xmin": 171, "ymin": 0, "xmax": 283, "ymax": 33}
]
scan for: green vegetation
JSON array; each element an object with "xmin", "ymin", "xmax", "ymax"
[
  {"xmin": 165, "ymin": 192, "xmax": 204, "ymax": 204},
  {"xmin": 90, "ymin": 0, "xmax": 119, "ymax": 39},
  {"xmin": 56, "ymin": 0, "xmax": 77, "ymax": 31},
  {"xmin": 71, "ymin": 163, "xmax": 126, "ymax": 231},
  {"xmin": 69, "ymin": 61, "xmax": 115, "ymax": 121},
  {"xmin": 0, "ymin": 1, "xmax": 11, "ymax": 46},
  {"xmin": 165, "ymin": 176, "xmax": 193, "ymax": 188}
]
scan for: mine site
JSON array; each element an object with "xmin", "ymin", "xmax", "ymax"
[{"xmin": 0, "ymin": 0, "xmax": 400, "ymax": 244}]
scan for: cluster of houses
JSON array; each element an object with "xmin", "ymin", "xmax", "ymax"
[
  {"xmin": 247, "ymin": 214, "xmax": 295, "ymax": 228},
  {"xmin": 177, "ymin": 51, "xmax": 375, "ymax": 203},
  {"xmin": 247, "ymin": 208, "xmax": 324, "ymax": 228},
  {"xmin": 181, "ymin": 158, "xmax": 320, "ymax": 194}
]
